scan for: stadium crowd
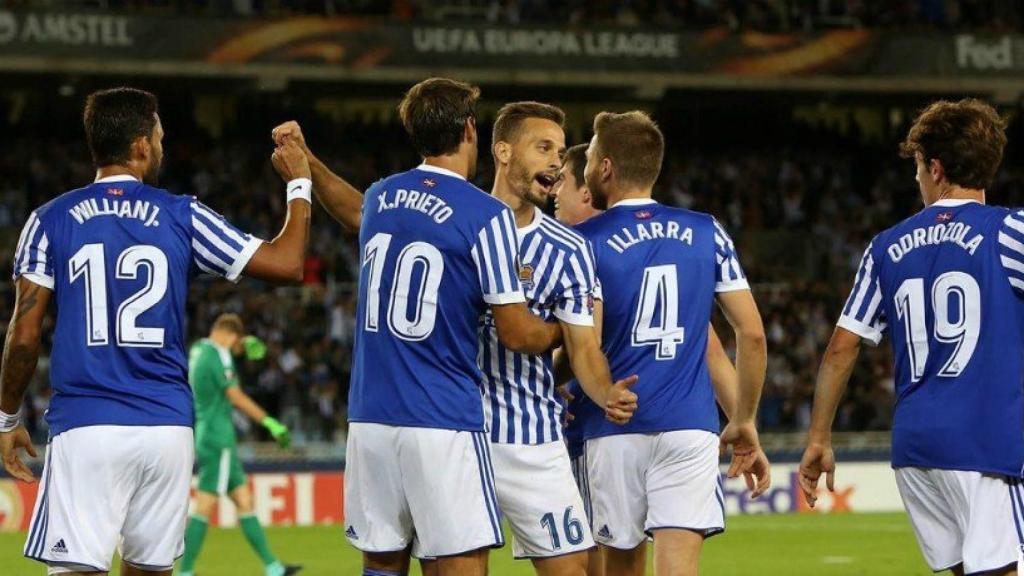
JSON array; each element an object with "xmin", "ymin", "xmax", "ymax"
[
  {"xmin": 3, "ymin": 94, "xmax": 1023, "ymax": 444},
  {"xmin": 5, "ymin": 0, "xmax": 1024, "ymax": 30}
]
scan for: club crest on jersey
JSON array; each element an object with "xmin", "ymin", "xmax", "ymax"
[
  {"xmin": 423, "ymin": 178, "xmax": 436, "ymax": 188},
  {"xmin": 519, "ymin": 264, "xmax": 535, "ymax": 288},
  {"xmin": 634, "ymin": 210, "xmax": 653, "ymax": 220},
  {"xmin": 936, "ymin": 211, "xmax": 954, "ymax": 223},
  {"xmin": 106, "ymin": 188, "xmax": 124, "ymax": 197}
]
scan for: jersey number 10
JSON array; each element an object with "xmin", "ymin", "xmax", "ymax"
[{"xmin": 362, "ymin": 233, "xmax": 444, "ymax": 341}]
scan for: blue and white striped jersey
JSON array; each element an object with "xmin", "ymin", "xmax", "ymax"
[
  {"xmin": 574, "ymin": 199, "xmax": 748, "ymax": 440},
  {"xmin": 839, "ymin": 199, "xmax": 1024, "ymax": 476},
  {"xmin": 12, "ymin": 175, "xmax": 262, "ymax": 437},
  {"xmin": 479, "ymin": 207, "xmax": 598, "ymax": 444},
  {"xmin": 349, "ymin": 165, "xmax": 526, "ymax": 432}
]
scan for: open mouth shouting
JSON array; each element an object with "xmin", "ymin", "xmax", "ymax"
[{"xmin": 534, "ymin": 172, "xmax": 558, "ymax": 195}]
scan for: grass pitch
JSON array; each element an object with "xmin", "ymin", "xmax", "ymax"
[{"xmin": 0, "ymin": 513, "xmax": 931, "ymax": 575}]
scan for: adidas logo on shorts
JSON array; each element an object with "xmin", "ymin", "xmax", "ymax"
[
  {"xmin": 597, "ymin": 525, "xmax": 613, "ymax": 540},
  {"xmin": 346, "ymin": 526, "xmax": 358, "ymax": 540},
  {"xmin": 51, "ymin": 539, "xmax": 68, "ymax": 555}
]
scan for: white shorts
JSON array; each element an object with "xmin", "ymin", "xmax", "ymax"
[
  {"xmin": 895, "ymin": 467, "xmax": 1023, "ymax": 573},
  {"xmin": 586, "ymin": 430, "xmax": 724, "ymax": 549},
  {"xmin": 345, "ymin": 423, "xmax": 504, "ymax": 558},
  {"xmin": 24, "ymin": 425, "xmax": 194, "ymax": 573},
  {"xmin": 491, "ymin": 441, "xmax": 595, "ymax": 559}
]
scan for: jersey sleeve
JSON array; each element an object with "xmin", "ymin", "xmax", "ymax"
[
  {"xmin": 471, "ymin": 207, "xmax": 526, "ymax": 306},
  {"xmin": 189, "ymin": 200, "xmax": 264, "ymax": 283},
  {"xmin": 553, "ymin": 241, "xmax": 598, "ymax": 326},
  {"xmin": 837, "ymin": 241, "xmax": 888, "ymax": 345},
  {"xmin": 997, "ymin": 209, "xmax": 1024, "ymax": 295},
  {"xmin": 712, "ymin": 219, "xmax": 750, "ymax": 292},
  {"xmin": 12, "ymin": 211, "xmax": 54, "ymax": 289}
]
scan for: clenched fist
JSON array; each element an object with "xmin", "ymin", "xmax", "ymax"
[{"xmin": 271, "ymin": 139, "xmax": 311, "ymax": 182}]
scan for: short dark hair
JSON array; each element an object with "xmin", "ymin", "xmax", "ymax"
[
  {"xmin": 212, "ymin": 313, "xmax": 245, "ymax": 336},
  {"xmin": 83, "ymin": 87, "xmax": 159, "ymax": 167},
  {"xmin": 564, "ymin": 143, "xmax": 588, "ymax": 186},
  {"xmin": 899, "ymin": 98, "xmax": 1006, "ymax": 190},
  {"xmin": 398, "ymin": 78, "xmax": 480, "ymax": 157},
  {"xmin": 492, "ymin": 101, "xmax": 565, "ymax": 145},
  {"xmin": 592, "ymin": 111, "xmax": 664, "ymax": 189}
]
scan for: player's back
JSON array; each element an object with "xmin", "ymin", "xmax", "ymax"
[
  {"xmin": 14, "ymin": 175, "xmax": 260, "ymax": 437},
  {"xmin": 575, "ymin": 199, "xmax": 748, "ymax": 440},
  {"xmin": 841, "ymin": 200, "xmax": 1024, "ymax": 475},
  {"xmin": 349, "ymin": 165, "xmax": 523, "ymax": 431}
]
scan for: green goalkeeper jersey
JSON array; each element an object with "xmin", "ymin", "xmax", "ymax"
[{"xmin": 189, "ymin": 339, "xmax": 239, "ymax": 449}]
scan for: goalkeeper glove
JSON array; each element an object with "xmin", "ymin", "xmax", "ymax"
[
  {"xmin": 243, "ymin": 335, "xmax": 267, "ymax": 361},
  {"xmin": 261, "ymin": 416, "xmax": 291, "ymax": 449}
]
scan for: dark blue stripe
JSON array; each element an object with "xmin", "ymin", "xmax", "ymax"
[
  {"xmin": 485, "ymin": 216, "xmax": 507, "ymax": 294},
  {"xmin": 192, "ymin": 203, "xmax": 245, "ymax": 252},
  {"xmin": 28, "ymin": 447, "xmax": 53, "ymax": 557},
  {"xmin": 499, "ymin": 349, "xmax": 515, "ymax": 444},
  {"xmin": 529, "ymin": 357, "xmax": 544, "ymax": 443},
  {"xmin": 192, "ymin": 250, "xmax": 229, "ymax": 276},
  {"xmin": 36, "ymin": 449, "xmax": 55, "ymax": 557},
  {"xmin": 483, "ymin": 330, "xmax": 502, "ymax": 444},
  {"xmin": 25, "ymin": 458, "xmax": 47, "ymax": 555},
  {"xmin": 539, "ymin": 219, "xmax": 588, "ymax": 251},
  {"xmin": 1012, "ymin": 479, "xmax": 1024, "ymax": 545},
  {"xmin": 545, "ymin": 370, "xmax": 559, "ymax": 442},
  {"xmin": 715, "ymin": 484, "xmax": 726, "ymax": 520},
  {"xmin": 471, "ymin": 434, "xmax": 502, "ymax": 544},
  {"xmin": 478, "ymin": 435, "xmax": 505, "ymax": 545},
  {"xmin": 513, "ymin": 354, "xmax": 531, "ymax": 443}
]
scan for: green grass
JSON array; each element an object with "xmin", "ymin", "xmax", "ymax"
[{"xmin": 0, "ymin": 513, "xmax": 931, "ymax": 575}]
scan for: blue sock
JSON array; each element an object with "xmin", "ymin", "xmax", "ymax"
[{"xmin": 363, "ymin": 569, "xmax": 403, "ymax": 576}]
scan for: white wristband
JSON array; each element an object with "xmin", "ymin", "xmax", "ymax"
[
  {"xmin": 0, "ymin": 407, "xmax": 22, "ymax": 433},
  {"xmin": 286, "ymin": 178, "xmax": 312, "ymax": 204}
]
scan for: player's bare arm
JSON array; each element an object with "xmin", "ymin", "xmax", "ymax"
[
  {"xmin": 242, "ymin": 139, "xmax": 313, "ymax": 283},
  {"xmin": 716, "ymin": 288, "xmax": 771, "ymax": 498},
  {"xmin": 798, "ymin": 326, "xmax": 861, "ymax": 508},
  {"xmin": 0, "ymin": 278, "xmax": 49, "ymax": 482},
  {"xmin": 560, "ymin": 320, "xmax": 638, "ymax": 424},
  {"xmin": 707, "ymin": 324, "xmax": 739, "ymax": 421},
  {"xmin": 272, "ymin": 120, "xmax": 363, "ymax": 232},
  {"xmin": 491, "ymin": 302, "xmax": 563, "ymax": 354}
]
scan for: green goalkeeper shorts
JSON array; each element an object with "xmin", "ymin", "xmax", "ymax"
[{"xmin": 196, "ymin": 444, "xmax": 247, "ymax": 496}]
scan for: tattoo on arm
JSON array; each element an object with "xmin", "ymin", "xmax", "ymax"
[{"xmin": 13, "ymin": 283, "xmax": 40, "ymax": 323}]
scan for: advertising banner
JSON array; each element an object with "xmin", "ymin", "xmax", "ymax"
[
  {"xmin": 0, "ymin": 9, "xmax": 1021, "ymax": 79},
  {"xmin": 0, "ymin": 462, "xmax": 903, "ymax": 532}
]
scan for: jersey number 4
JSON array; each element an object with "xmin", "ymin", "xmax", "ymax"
[
  {"xmin": 69, "ymin": 243, "xmax": 168, "ymax": 348},
  {"xmin": 632, "ymin": 264, "xmax": 685, "ymax": 360},
  {"xmin": 894, "ymin": 272, "xmax": 981, "ymax": 382},
  {"xmin": 362, "ymin": 232, "xmax": 444, "ymax": 341}
]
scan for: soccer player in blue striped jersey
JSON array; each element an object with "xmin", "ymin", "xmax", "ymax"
[
  {"xmin": 466, "ymin": 102, "xmax": 638, "ymax": 576},
  {"xmin": 800, "ymin": 99, "xmax": 1022, "ymax": 575},
  {"xmin": 325, "ymin": 79, "xmax": 567, "ymax": 576},
  {"xmin": 574, "ymin": 111, "xmax": 770, "ymax": 576},
  {"xmin": 0, "ymin": 87, "xmax": 312, "ymax": 576}
]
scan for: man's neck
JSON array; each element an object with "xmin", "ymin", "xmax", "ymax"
[
  {"xmin": 607, "ymin": 186, "xmax": 653, "ymax": 208},
  {"xmin": 492, "ymin": 167, "xmax": 537, "ymax": 228},
  {"xmin": 95, "ymin": 164, "xmax": 143, "ymax": 182},
  {"xmin": 928, "ymin": 185, "xmax": 986, "ymax": 207},
  {"xmin": 422, "ymin": 154, "xmax": 470, "ymax": 180}
]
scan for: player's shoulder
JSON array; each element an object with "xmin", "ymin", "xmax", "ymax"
[{"xmin": 535, "ymin": 211, "xmax": 591, "ymax": 253}]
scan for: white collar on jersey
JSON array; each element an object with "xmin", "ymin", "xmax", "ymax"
[
  {"xmin": 611, "ymin": 198, "xmax": 657, "ymax": 208},
  {"xmin": 932, "ymin": 199, "xmax": 982, "ymax": 207},
  {"xmin": 518, "ymin": 206, "xmax": 544, "ymax": 234},
  {"xmin": 94, "ymin": 174, "xmax": 140, "ymax": 183},
  {"xmin": 416, "ymin": 163, "xmax": 466, "ymax": 181}
]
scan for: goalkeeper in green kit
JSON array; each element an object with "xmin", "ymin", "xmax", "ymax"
[{"xmin": 178, "ymin": 313, "xmax": 301, "ymax": 576}]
